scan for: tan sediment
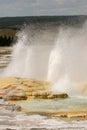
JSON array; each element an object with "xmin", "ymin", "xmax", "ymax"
[
  {"xmin": 0, "ymin": 77, "xmax": 87, "ymax": 118},
  {"xmin": 21, "ymin": 108, "xmax": 87, "ymax": 118},
  {"xmin": 0, "ymin": 77, "xmax": 69, "ymax": 101}
]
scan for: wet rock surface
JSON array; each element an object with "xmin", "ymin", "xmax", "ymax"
[
  {"xmin": 0, "ymin": 76, "xmax": 87, "ymax": 119},
  {"xmin": 3, "ymin": 103, "xmax": 21, "ymax": 111},
  {"xmin": 0, "ymin": 77, "xmax": 68, "ymax": 101},
  {"xmin": 0, "ymin": 103, "xmax": 87, "ymax": 130},
  {"xmin": 0, "ymin": 99, "xmax": 86, "ymax": 129}
]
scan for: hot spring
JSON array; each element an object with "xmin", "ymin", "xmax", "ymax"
[
  {"xmin": 1, "ymin": 20, "xmax": 87, "ymax": 116},
  {"xmin": 2, "ymin": 21, "xmax": 87, "ymax": 95}
]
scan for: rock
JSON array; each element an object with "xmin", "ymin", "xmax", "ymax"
[
  {"xmin": 0, "ymin": 77, "xmax": 68, "ymax": 100},
  {"xmin": 0, "ymin": 77, "xmax": 51, "ymax": 100},
  {"xmin": 4, "ymin": 128, "xmax": 16, "ymax": 130},
  {"xmin": 4, "ymin": 103, "xmax": 21, "ymax": 111},
  {"xmin": 48, "ymin": 92, "xmax": 68, "ymax": 99},
  {"xmin": 32, "ymin": 91, "xmax": 49, "ymax": 99},
  {"xmin": 4, "ymin": 95, "xmax": 27, "ymax": 101},
  {"xmin": 0, "ymin": 91, "xmax": 6, "ymax": 99},
  {"xmin": 32, "ymin": 91, "xmax": 68, "ymax": 99}
]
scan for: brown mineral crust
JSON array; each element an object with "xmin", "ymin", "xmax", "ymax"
[
  {"xmin": 0, "ymin": 77, "xmax": 69, "ymax": 101},
  {"xmin": 0, "ymin": 77, "xmax": 51, "ymax": 100},
  {"xmin": 4, "ymin": 95, "xmax": 27, "ymax": 101}
]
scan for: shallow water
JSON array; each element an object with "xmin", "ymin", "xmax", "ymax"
[{"xmin": 16, "ymin": 96, "xmax": 87, "ymax": 114}]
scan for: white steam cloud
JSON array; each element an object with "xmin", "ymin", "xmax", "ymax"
[{"xmin": 2, "ymin": 21, "xmax": 87, "ymax": 95}]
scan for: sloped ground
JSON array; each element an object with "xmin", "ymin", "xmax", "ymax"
[{"xmin": 0, "ymin": 77, "xmax": 68, "ymax": 101}]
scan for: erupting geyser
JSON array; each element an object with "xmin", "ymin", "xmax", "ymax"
[{"xmin": 2, "ymin": 22, "xmax": 87, "ymax": 95}]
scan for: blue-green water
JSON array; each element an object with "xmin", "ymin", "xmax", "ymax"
[{"xmin": 16, "ymin": 96, "xmax": 87, "ymax": 113}]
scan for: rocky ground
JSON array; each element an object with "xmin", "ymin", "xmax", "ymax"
[
  {"xmin": 0, "ymin": 77, "xmax": 87, "ymax": 118},
  {"xmin": 0, "ymin": 101, "xmax": 87, "ymax": 130},
  {"xmin": 0, "ymin": 77, "xmax": 68, "ymax": 101},
  {"xmin": 0, "ymin": 47, "xmax": 12, "ymax": 73},
  {"xmin": 0, "ymin": 76, "xmax": 86, "ymax": 129}
]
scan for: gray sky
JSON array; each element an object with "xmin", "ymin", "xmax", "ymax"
[{"xmin": 0, "ymin": 0, "xmax": 87, "ymax": 17}]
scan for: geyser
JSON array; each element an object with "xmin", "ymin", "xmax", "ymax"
[{"xmin": 2, "ymin": 22, "xmax": 87, "ymax": 95}]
